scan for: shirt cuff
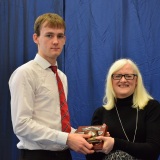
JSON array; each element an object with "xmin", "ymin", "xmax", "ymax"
[{"xmin": 56, "ymin": 132, "xmax": 69, "ymax": 145}]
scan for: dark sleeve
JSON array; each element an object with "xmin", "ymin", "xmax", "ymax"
[
  {"xmin": 86, "ymin": 107, "xmax": 106, "ymax": 160},
  {"xmin": 86, "ymin": 152, "xmax": 105, "ymax": 160},
  {"xmin": 114, "ymin": 100, "xmax": 160, "ymax": 160},
  {"xmin": 91, "ymin": 107, "xmax": 105, "ymax": 125}
]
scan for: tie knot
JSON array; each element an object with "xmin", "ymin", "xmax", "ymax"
[{"xmin": 50, "ymin": 66, "xmax": 57, "ymax": 73}]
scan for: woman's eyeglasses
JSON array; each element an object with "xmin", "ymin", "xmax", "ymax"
[{"xmin": 112, "ymin": 74, "xmax": 137, "ymax": 80}]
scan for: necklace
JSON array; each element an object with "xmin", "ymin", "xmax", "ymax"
[{"xmin": 115, "ymin": 105, "xmax": 138, "ymax": 142}]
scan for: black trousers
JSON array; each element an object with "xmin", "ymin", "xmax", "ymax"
[{"xmin": 19, "ymin": 149, "xmax": 72, "ymax": 160}]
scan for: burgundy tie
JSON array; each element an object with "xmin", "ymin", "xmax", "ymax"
[{"xmin": 50, "ymin": 66, "xmax": 71, "ymax": 133}]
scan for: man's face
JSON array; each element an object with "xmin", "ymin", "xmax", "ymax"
[
  {"xmin": 33, "ymin": 22, "xmax": 66, "ymax": 63},
  {"xmin": 112, "ymin": 63, "xmax": 137, "ymax": 98}
]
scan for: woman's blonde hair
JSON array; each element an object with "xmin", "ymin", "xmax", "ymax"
[{"xmin": 103, "ymin": 59, "xmax": 153, "ymax": 110}]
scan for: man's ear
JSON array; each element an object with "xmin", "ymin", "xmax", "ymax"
[
  {"xmin": 64, "ymin": 35, "xmax": 66, "ymax": 45},
  {"xmin": 33, "ymin": 33, "xmax": 38, "ymax": 44}
]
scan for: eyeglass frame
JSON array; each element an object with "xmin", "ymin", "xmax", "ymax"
[{"xmin": 112, "ymin": 74, "xmax": 138, "ymax": 80}]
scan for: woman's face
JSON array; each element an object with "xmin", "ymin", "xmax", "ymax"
[{"xmin": 112, "ymin": 63, "xmax": 137, "ymax": 98}]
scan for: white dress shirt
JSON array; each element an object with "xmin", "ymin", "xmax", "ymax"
[{"xmin": 9, "ymin": 54, "xmax": 75, "ymax": 151}]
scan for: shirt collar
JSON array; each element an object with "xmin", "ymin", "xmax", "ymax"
[{"xmin": 34, "ymin": 54, "xmax": 57, "ymax": 69}]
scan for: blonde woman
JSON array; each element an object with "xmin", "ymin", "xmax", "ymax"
[{"xmin": 86, "ymin": 59, "xmax": 160, "ymax": 160}]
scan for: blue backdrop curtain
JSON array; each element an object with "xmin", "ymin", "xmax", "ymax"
[{"xmin": 0, "ymin": 0, "xmax": 160, "ymax": 160}]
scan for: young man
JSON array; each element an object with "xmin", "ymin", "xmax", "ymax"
[{"xmin": 9, "ymin": 13, "xmax": 94, "ymax": 160}]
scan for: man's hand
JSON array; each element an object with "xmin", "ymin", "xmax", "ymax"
[{"xmin": 66, "ymin": 133, "xmax": 95, "ymax": 154}]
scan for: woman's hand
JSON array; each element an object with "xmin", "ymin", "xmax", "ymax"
[
  {"xmin": 96, "ymin": 136, "xmax": 114, "ymax": 154},
  {"xmin": 105, "ymin": 132, "xmax": 110, "ymax": 137}
]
